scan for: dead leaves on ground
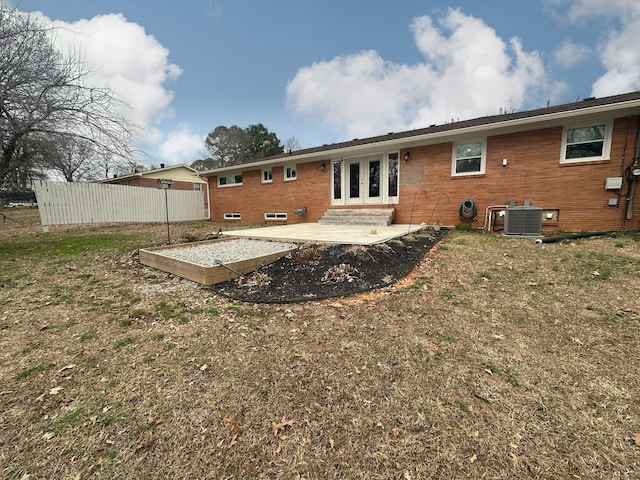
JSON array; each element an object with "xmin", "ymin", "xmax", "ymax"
[
  {"xmin": 272, "ymin": 416, "xmax": 294, "ymax": 437},
  {"xmin": 224, "ymin": 413, "xmax": 244, "ymax": 435}
]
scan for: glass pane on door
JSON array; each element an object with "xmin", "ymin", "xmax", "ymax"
[
  {"xmin": 333, "ymin": 160, "xmax": 342, "ymax": 200},
  {"xmin": 368, "ymin": 159, "xmax": 380, "ymax": 198},
  {"xmin": 388, "ymin": 153, "xmax": 398, "ymax": 197},
  {"xmin": 349, "ymin": 162, "xmax": 360, "ymax": 198}
]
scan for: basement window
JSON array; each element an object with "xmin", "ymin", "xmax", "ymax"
[
  {"xmin": 264, "ymin": 212, "xmax": 287, "ymax": 221},
  {"xmin": 218, "ymin": 173, "xmax": 243, "ymax": 187},
  {"xmin": 223, "ymin": 213, "xmax": 241, "ymax": 220}
]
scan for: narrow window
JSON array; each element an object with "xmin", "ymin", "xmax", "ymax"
[
  {"xmin": 264, "ymin": 212, "xmax": 287, "ymax": 220},
  {"xmin": 388, "ymin": 152, "xmax": 398, "ymax": 198},
  {"xmin": 262, "ymin": 168, "xmax": 273, "ymax": 183},
  {"xmin": 333, "ymin": 160, "xmax": 342, "ymax": 200},
  {"xmin": 349, "ymin": 162, "xmax": 360, "ymax": 198},
  {"xmin": 368, "ymin": 159, "xmax": 380, "ymax": 198}
]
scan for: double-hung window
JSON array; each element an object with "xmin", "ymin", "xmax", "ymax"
[
  {"xmin": 452, "ymin": 140, "xmax": 486, "ymax": 176},
  {"xmin": 561, "ymin": 122, "xmax": 611, "ymax": 163}
]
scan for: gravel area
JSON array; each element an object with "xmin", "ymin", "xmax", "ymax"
[{"xmin": 156, "ymin": 239, "xmax": 296, "ymax": 266}]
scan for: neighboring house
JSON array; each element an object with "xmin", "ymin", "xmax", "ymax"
[
  {"xmin": 102, "ymin": 164, "xmax": 209, "ymax": 210},
  {"xmin": 201, "ymin": 91, "xmax": 640, "ymax": 233}
]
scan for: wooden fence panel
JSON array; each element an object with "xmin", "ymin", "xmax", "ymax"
[{"xmin": 33, "ymin": 181, "xmax": 207, "ymax": 230}]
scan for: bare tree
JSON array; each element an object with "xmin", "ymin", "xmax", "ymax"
[
  {"xmin": 284, "ymin": 136, "xmax": 300, "ymax": 153},
  {"xmin": 0, "ymin": 5, "xmax": 136, "ymax": 187},
  {"xmin": 44, "ymin": 137, "xmax": 99, "ymax": 182},
  {"xmin": 93, "ymin": 150, "xmax": 138, "ymax": 181}
]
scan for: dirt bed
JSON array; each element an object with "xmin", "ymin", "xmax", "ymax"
[{"xmin": 211, "ymin": 229, "xmax": 445, "ymax": 303}]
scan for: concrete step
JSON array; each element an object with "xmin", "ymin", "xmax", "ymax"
[{"xmin": 318, "ymin": 208, "xmax": 395, "ymax": 226}]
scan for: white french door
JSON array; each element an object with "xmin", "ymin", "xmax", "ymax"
[{"xmin": 332, "ymin": 153, "xmax": 398, "ymax": 206}]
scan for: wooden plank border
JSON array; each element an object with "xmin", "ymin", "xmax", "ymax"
[{"xmin": 139, "ymin": 238, "xmax": 295, "ymax": 285}]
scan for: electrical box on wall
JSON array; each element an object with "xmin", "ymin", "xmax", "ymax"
[
  {"xmin": 542, "ymin": 209, "xmax": 559, "ymax": 223},
  {"xmin": 605, "ymin": 177, "xmax": 623, "ymax": 190}
]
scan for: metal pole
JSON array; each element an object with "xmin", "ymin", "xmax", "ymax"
[{"xmin": 164, "ymin": 188, "xmax": 170, "ymax": 244}]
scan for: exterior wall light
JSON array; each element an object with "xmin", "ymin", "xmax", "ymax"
[
  {"xmin": 321, "ymin": 162, "xmax": 326, "ymax": 172},
  {"xmin": 404, "ymin": 151, "xmax": 410, "ymax": 162}
]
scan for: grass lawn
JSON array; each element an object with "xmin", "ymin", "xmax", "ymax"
[{"xmin": 1, "ymin": 208, "xmax": 639, "ymax": 479}]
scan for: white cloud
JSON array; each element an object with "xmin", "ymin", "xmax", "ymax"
[
  {"xmin": 556, "ymin": 0, "xmax": 640, "ymax": 96},
  {"xmin": 554, "ymin": 40, "xmax": 591, "ymax": 68},
  {"xmin": 565, "ymin": 0, "xmax": 640, "ymax": 21},
  {"xmin": 31, "ymin": 12, "xmax": 182, "ymax": 142},
  {"xmin": 159, "ymin": 124, "xmax": 206, "ymax": 165},
  {"xmin": 286, "ymin": 8, "xmax": 553, "ymax": 139},
  {"xmin": 591, "ymin": 17, "xmax": 640, "ymax": 96}
]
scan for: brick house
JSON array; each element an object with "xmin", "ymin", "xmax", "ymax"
[
  {"xmin": 201, "ymin": 91, "xmax": 640, "ymax": 233},
  {"xmin": 102, "ymin": 164, "xmax": 209, "ymax": 210}
]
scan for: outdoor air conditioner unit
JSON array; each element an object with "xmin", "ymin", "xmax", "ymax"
[{"xmin": 504, "ymin": 206, "xmax": 542, "ymax": 236}]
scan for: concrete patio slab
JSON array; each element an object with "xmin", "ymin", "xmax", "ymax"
[{"xmin": 221, "ymin": 222, "xmax": 428, "ymax": 245}]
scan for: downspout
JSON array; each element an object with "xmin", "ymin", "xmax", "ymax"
[
  {"xmin": 205, "ymin": 180, "xmax": 211, "ymax": 220},
  {"xmin": 625, "ymin": 119, "xmax": 640, "ymax": 220}
]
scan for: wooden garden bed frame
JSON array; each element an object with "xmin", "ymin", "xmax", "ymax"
[{"xmin": 139, "ymin": 238, "xmax": 295, "ymax": 285}]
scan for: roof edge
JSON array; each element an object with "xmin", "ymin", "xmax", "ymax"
[{"xmin": 201, "ymin": 90, "xmax": 640, "ymax": 176}]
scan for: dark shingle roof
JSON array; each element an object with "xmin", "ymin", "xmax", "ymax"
[{"xmin": 205, "ymin": 90, "xmax": 640, "ymax": 173}]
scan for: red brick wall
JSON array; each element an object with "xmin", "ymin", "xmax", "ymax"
[
  {"xmin": 210, "ymin": 161, "xmax": 332, "ymax": 223},
  {"xmin": 208, "ymin": 116, "xmax": 640, "ymax": 232},
  {"xmin": 394, "ymin": 116, "xmax": 640, "ymax": 231}
]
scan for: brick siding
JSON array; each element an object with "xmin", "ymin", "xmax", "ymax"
[{"xmin": 209, "ymin": 115, "xmax": 640, "ymax": 232}]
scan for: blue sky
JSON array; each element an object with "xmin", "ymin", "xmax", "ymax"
[{"xmin": 8, "ymin": 0, "xmax": 640, "ymax": 167}]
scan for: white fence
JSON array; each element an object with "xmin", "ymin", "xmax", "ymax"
[{"xmin": 33, "ymin": 180, "xmax": 208, "ymax": 230}]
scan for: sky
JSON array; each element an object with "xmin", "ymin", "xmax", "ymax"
[{"xmin": 6, "ymin": 0, "xmax": 640, "ymax": 168}]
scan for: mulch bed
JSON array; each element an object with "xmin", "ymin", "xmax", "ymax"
[{"xmin": 210, "ymin": 228, "xmax": 446, "ymax": 303}]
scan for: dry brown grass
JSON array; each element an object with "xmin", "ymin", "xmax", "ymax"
[{"xmin": 1, "ymin": 208, "xmax": 639, "ymax": 479}]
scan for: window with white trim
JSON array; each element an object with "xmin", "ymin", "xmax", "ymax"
[
  {"xmin": 561, "ymin": 122, "xmax": 611, "ymax": 163},
  {"xmin": 261, "ymin": 168, "xmax": 273, "ymax": 183},
  {"xmin": 264, "ymin": 212, "xmax": 287, "ymax": 220},
  {"xmin": 193, "ymin": 183, "xmax": 202, "ymax": 191},
  {"xmin": 284, "ymin": 165, "xmax": 297, "ymax": 181},
  {"xmin": 223, "ymin": 213, "xmax": 241, "ymax": 220},
  {"xmin": 218, "ymin": 173, "xmax": 243, "ymax": 187},
  {"xmin": 452, "ymin": 140, "xmax": 486, "ymax": 176},
  {"xmin": 388, "ymin": 152, "xmax": 399, "ymax": 198}
]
